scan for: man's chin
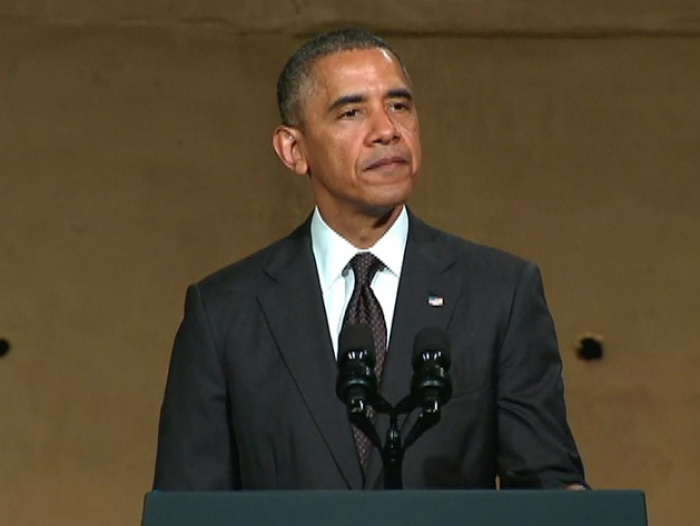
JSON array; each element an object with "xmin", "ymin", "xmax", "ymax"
[{"xmin": 362, "ymin": 203, "xmax": 405, "ymax": 226}]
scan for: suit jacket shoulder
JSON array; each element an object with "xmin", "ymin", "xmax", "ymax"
[
  {"xmin": 197, "ymin": 219, "xmax": 312, "ymax": 297},
  {"xmin": 409, "ymin": 213, "xmax": 532, "ymax": 284}
]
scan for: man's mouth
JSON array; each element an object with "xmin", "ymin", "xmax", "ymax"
[{"xmin": 363, "ymin": 155, "xmax": 408, "ymax": 171}]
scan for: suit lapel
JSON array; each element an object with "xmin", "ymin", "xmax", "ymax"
[
  {"xmin": 365, "ymin": 213, "xmax": 462, "ymax": 488},
  {"xmin": 257, "ymin": 221, "xmax": 363, "ymax": 489}
]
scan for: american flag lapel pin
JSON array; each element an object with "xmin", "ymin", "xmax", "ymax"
[{"xmin": 427, "ymin": 294, "xmax": 444, "ymax": 307}]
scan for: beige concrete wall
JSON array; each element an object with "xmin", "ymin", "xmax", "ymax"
[
  {"xmin": 3, "ymin": 1, "xmax": 700, "ymax": 34},
  {"xmin": 1, "ymin": 3, "xmax": 699, "ymax": 526}
]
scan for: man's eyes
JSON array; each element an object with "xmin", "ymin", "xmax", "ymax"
[
  {"xmin": 340, "ymin": 108, "xmax": 361, "ymax": 119},
  {"xmin": 390, "ymin": 101, "xmax": 411, "ymax": 111},
  {"xmin": 336, "ymin": 100, "xmax": 412, "ymax": 120}
]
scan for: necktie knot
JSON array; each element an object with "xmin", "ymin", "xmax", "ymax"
[{"xmin": 349, "ymin": 252, "xmax": 383, "ymax": 286}]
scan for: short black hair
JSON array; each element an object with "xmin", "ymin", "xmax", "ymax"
[{"xmin": 276, "ymin": 28, "xmax": 409, "ymax": 127}]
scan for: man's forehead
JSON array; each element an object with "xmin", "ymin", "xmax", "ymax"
[
  {"xmin": 310, "ymin": 48, "xmax": 409, "ymax": 91},
  {"xmin": 319, "ymin": 47, "xmax": 397, "ymax": 65}
]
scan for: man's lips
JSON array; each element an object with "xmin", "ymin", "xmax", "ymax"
[{"xmin": 362, "ymin": 155, "xmax": 409, "ymax": 171}]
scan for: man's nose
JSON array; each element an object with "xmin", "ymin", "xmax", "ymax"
[{"xmin": 369, "ymin": 108, "xmax": 399, "ymax": 144}]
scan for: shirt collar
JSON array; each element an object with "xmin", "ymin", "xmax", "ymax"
[{"xmin": 311, "ymin": 206, "xmax": 409, "ymax": 293}]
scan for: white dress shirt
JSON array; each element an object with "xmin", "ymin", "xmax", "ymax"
[{"xmin": 310, "ymin": 206, "xmax": 409, "ymax": 357}]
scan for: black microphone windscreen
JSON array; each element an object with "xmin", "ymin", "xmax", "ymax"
[{"xmin": 412, "ymin": 327, "xmax": 451, "ymax": 367}]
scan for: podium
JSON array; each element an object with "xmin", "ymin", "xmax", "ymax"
[{"xmin": 142, "ymin": 489, "xmax": 648, "ymax": 526}]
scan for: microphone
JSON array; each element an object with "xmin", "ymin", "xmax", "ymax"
[
  {"xmin": 411, "ymin": 327, "xmax": 453, "ymax": 414},
  {"xmin": 336, "ymin": 324, "xmax": 378, "ymax": 415}
]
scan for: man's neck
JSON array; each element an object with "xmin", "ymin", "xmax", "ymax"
[{"xmin": 317, "ymin": 205, "xmax": 404, "ymax": 249}]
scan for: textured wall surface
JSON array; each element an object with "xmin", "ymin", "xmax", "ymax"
[
  {"xmin": 3, "ymin": 0, "xmax": 700, "ymax": 34},
  {"xmin": 1, "ymin": 2, "xmax": 699, "ymax": 526}
]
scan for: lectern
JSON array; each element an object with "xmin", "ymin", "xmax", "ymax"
[{"xmin": 142, "ymin": 489, "xmax": 647, "ymax": 526}]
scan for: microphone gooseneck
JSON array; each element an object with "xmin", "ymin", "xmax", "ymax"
[
  {"xmin": 411, "ymin": 327, "xmax": 453, "ymax": 414},
  {"xmin": 335, "ymin": 324, "xmax": 454, "ymax": 489},
  {"xmin": 336, "ymin": 323, "xmax": 377, "ymax": 414}
]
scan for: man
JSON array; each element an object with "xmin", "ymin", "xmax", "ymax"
[{"xmin": 153, "ymin": 28, "xmax": 586, "ymax": 490}]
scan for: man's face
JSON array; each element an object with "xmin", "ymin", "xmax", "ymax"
[{"xmin": 295, "ymin": 48, "xmax": 421, "ymax": 223}]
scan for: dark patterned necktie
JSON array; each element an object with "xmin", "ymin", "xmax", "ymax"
[{"xmin": 342, "ymin": 252, "xmax": 388, "ymax": 474}]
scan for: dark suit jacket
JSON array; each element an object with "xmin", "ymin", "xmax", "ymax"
[{"xmin": 154, "ymin": 211, "xmax": 585, "ymax": 490}]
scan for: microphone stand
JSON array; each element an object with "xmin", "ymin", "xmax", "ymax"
[
  {"xmin": 348, "ymin": 394, "xmax": 444, "ymax": 489},
  {"xmin": 336, "ymin": 325, "xmax": 452, "ymax": 490}
]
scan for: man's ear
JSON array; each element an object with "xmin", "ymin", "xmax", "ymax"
[{"xmin": 272, "ymin": 125, "xmax": 308, "ymax": 175}]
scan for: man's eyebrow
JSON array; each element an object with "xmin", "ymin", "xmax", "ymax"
[
  {"xmin": 387, "ymin": 88, "xmax": 413, "ymax": 101},
  {"xmin": 327, "ymin": 88, "xmax": 413, "ymax": 114},
  {"xmin": 328, "ymin": 94, "xmax": 366, "ymax": 113}
]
